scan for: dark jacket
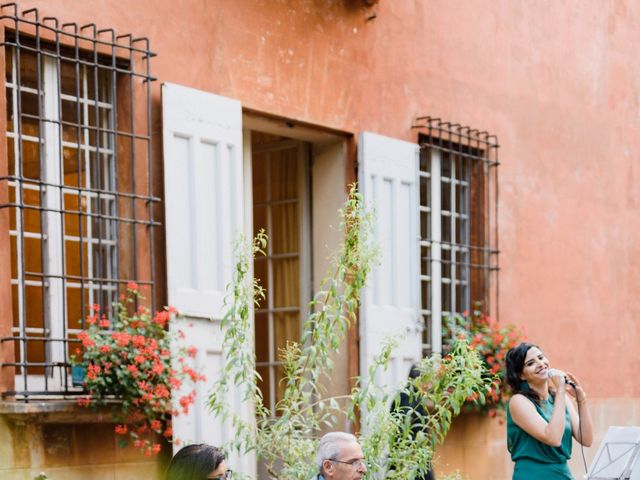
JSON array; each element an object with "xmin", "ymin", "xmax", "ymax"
[{"xmin": 389, "ymin": 375, "xmax": 436, "ymax": 480}]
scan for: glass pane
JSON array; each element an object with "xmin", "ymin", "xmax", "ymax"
[
  {"xmin": 60, "ymin": 59, "xmax": 80, "ymax": 97},
  {"xmin": 11, "ymin": 284, "xmax": 19, "ymax": 329},
  {"xmin": 18, "ymin": 51, "xmax": 38, "ymax": 89},
  {"xmin": 271, "ymin": 203, "xmax": 298, "ymax": 254},
  {"xmin": 420, "ymin": 175, "xmax": 429, "ymax": 206},
  {"xmin": 99, "ymin": 68, "xmax": 112, "ymax": 104},
  {"xmin": 420, "ymin": 211, "xmax": 429, "ymax": 240},
  {"xmin": 85, "ymin": 65, "xmax": 96, "ymax": 101},
  {"xmin": 23, "ymin": 337, "xmax": 46, "ymax": 376},
  {"xmin": 7, "ymin": 136, "xmax": 15, "ymax": 176},
  {"xmin": 20, "ymin": 90, "xmax": 39, "ymax": 118},
  {"xmin": 272, "ymin": 258, "xmax": 299, "ymax": 308},
  {"xmin": 21, "ymin": 132, "xmax": 42, "ymax": 180},
  {"xmin": 422, "ymin": 313, "xmax": 431, "ymax": 347},
  {"xmin": 456, "ymin": 283, "xmax": 468, "ymax": 313},
  {"xmin": 253, "ymin": 258, "xmax": 269, "ymax": 304},
  {"xmin": 5, "ymin": 47, "xmax": 12, "ymax": 83},
  {"xmin": 270, "ymin": 148, "xmax": 297, "ymax": 200},
  {"xmin": 441, "ymin": 280, "xmax": 451, "ymax": 313},
  {"xmin": 456, "ymin": 154, "xmax": 470, "ymax": 182},
  {"xmin": 253, "ymin": 205, "xmax": 267, "ymax": 234},
  {"xmin": 252, "ymin": 152, "xmax": 268, "ymax": 203},
  {"xmin": 421, "ymin": 280, "xmax": 430, "ymax": 311},
  {"xmin": 255, "ymin": 312, "xmax": 269, "ymax": 362},
  {"xmin": 441, "ymin": 152, "xmax": 451, "ymax": 177},
  {"xmin": 24, "ymin": 282, "xmax": 44, "ymax": 330},
  {"xmin": 61, "ymin": 99, "xmax": 80, "ymax": 127},
  {"xmin": 6, "ymin": 87, "xmax": 13, "ymax": 124},
  {"xmin": 456, "ymin": 185, "xmax": 469, "ymax": 215},
  {"xmin": 62, "ymin": 147, "xmax": 82, "ymax": 186},
  {"xmin": 23, "ymin": 188, "xmax": 42, "ymax": 234},
  {"xmin": 66, "ymin": 286, "xmax": 83, "ymax": 331},
  {"xmin": 10, "ymin": 236, "xmax": 18, "ymax": 279},
  {"xmin": 459, "ymin": 253, "xmax": 470, "ymax": 281},
  {"xmin": 441, "ymin": 247, "xmax": 451, "ymax": 279},
  {"xmin": 256, "ymin": 365, "xmax": 271, "ymax": 411},
  {"xmin": 456, "ymin": 217, "xmax": 468, "ymax": 246},
  {"xmin": 420, "ymin": 245, "xmax": 430, "ymax": 277},
  {"xmin": 274, "ymin": 364, "xmax": 285, "ymax": 408},
  {"xmin": 441, "ymin": 179, "xmax": 451, "ymax": 211},
  {"xmin": 23, "ymin": 236, "xmax": 43, "ymax": 275},
  {"xmin": 274, "ymin": 312, "xmax": 299, "ymax": 355},
  {"xmin": 441, "ymin": 215, "xmax": 451, "ymax": 242},
  {"xmin": 419, "ymin": 149, "xmax": 431, "ymax": 173}
]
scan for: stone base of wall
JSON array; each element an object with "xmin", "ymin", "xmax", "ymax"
[{"xmin": 0, "ymin": 406, "xmax": 169, "ymax": 480}]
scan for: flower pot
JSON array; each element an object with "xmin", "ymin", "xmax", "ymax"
[{"xmin": 71, "ymin": 364, "xmax": 86, "ymax": 387}]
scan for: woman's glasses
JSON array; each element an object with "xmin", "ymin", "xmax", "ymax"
[{"xmin": 208, "ymin": 470, "xmax": 232, "ymax": 480}]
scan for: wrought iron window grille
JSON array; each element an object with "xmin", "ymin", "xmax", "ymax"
[
  {"xmin": 0, "ymin": 4, "xmax": 158, "ymax": 400},
  {"xmin": 412, "ymin": 116, "xmax": 499, "ymax": 355}
]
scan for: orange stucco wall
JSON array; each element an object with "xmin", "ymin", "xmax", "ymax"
[{"xmin": 2, "ymin": 0, "xmax": 639, "ymax": 478}]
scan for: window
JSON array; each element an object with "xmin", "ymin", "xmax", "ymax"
[
  {"xmin": 251, "ymin": 133, "xmax": 310, "ymax": 412},
  {"xmin": 1, "ymin": 8, "xmax": 157, "ymax": 398},
  {"xmin": 415, "ymin": 117, "xmax": 499, "ymax": 355}
]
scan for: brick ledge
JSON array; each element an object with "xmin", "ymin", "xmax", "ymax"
[{"xmin": 0, "ymin": 399, "xmax": 122, "ymax": 424}]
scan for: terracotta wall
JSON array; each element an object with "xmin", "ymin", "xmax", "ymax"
[
  {"xmin": 14, "ymin": 0, "xmax": 638, "ymax": 394},
  {"xmin": 1, "ymin": 0, "xmax": 639, "ymax": 478}
]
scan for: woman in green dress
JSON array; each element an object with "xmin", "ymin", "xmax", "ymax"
[{"xmin": 505, "ymin": 343, "xmax": 593, "ymax": 480}]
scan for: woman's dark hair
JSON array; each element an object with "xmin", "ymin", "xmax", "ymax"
[
  {"xmin": 165, "ymin": 443, "xmax": 226, "ymax": 480},
  {"xmin": 505, "ymin": 342, "xmax": 546, "ymax": 405}
]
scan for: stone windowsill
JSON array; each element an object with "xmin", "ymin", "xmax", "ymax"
[{"xmin": 0, "ymin": 399, "xmax": 123, "ymax": 424}]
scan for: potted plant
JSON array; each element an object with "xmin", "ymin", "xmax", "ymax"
[
  {"xmin": 72, "ymin": 282, "xmax": 204, "ymax": 455},
  {"xmin": 444, "ymin": 308, "xmax": 524, "ymax": 418}
]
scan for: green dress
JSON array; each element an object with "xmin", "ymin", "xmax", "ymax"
[{"xmin": 506, "ymin": 394, "xmax": 574, "ymax": 480}]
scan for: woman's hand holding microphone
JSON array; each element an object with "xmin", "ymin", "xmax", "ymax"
[{"xmin": 548, "ymin": 369, "xmax": 587, "ymax": 402}]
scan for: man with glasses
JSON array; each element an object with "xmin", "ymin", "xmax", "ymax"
[{"xmin": 313, "ymin": 432, "xmax": 368, "ymax": 480}]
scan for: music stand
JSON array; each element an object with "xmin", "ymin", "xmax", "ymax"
[{"xmin": 587, "ymin": 426, "xmax": 640, "ymax": 480}]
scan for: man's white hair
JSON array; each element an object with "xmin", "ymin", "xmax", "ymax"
[{"xmin": 316, "ymin": 432, "xmax": 358, "ymax": 473}]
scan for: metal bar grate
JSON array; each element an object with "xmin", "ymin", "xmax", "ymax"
[
  {"xmin": 412, "ymin": 116, "xmax": 500, "ymax": 356},
  {"xmin": 0, "ymin": 4, "xmax": 158, "ymax": 400}
]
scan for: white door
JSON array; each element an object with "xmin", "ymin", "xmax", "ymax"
[
  {"xmin": 162, "ymin": 83, "xmax": 254, "ymax": 476},
  {"xmin": 358, "ymin": 131, "xmax": 422, "ymax": 391}
]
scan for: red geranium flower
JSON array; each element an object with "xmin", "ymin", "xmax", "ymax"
[{"xmin": 73, "ymin": 288, "xmax": 203, "ymax": 454}]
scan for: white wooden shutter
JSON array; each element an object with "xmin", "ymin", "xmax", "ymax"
[
  {"xmin": 162, "ymin": 83, "xmax": 254, "ymax": 476},
  {"xmin": 358, "ymin": 131, "xmax": 422, "ymax": 391}
]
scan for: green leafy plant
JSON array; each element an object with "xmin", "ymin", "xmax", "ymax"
[
  {"xmin": 209, "ymin": 184, "xmax": 378, "ymax": 478},
  {"xmin": 72, "ymin": 284, "xmax": 204, "ymax": 455},
  {"xmin": 208, "ymin": 184, "xmax": 493, "ymax": 479},
  {"xmin": 443, "ymin": 308, "xmax": 523, "ymax": 418},
  {"xmin": 353, "ymin": 337, "xmax": 491, "ymax": 479}
]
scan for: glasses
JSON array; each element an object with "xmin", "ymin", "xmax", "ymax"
[
  {"xmin": 208, "ymin": 470, "xmax": 232, "ymax": 480},
  {"xmin": 331, "ymin": 458, "xmax": 367, "ymax": 469}
]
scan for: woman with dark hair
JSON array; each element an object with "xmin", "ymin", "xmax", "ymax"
[
  {"xmin": 505, "ymin": 342, "xmax": 593, "ymax": 479},
  {"xmin": 165, "ymin": 444, "xmax": 231, "ymax": 480}
]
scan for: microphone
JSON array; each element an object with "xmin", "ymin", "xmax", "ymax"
[{"xmin": 547, "ymin": 369, "xmax": 577, "ymax": 388}]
